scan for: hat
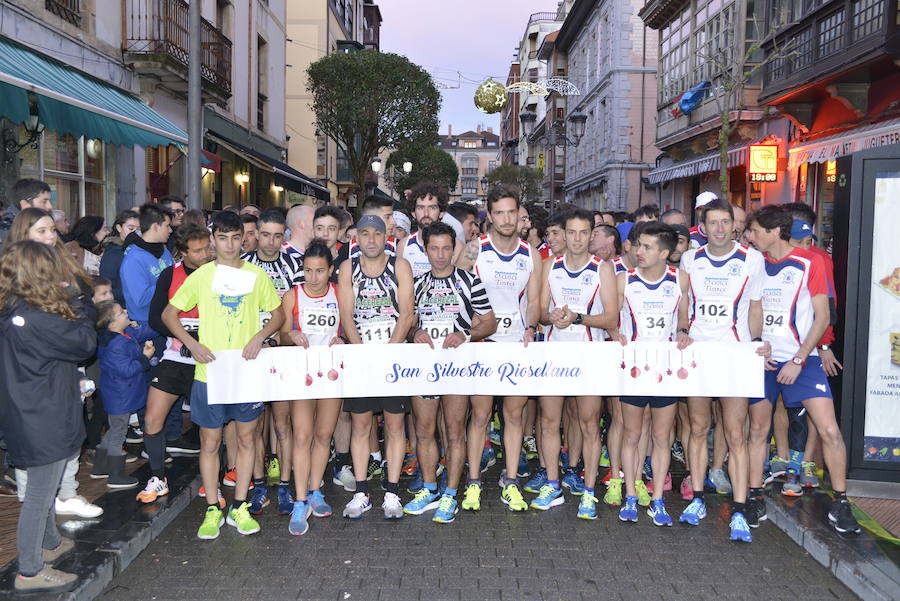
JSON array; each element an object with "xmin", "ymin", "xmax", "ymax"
[
  {"xmin": 356, "ymin": 214, "xmax": 386, "ymax": 233},
  {"xmin": 695, "ymin": 191, "xmax": 718, "ymax": 208},
  {"xmin": 393, "ymin": 212, "xmax": 411, "ymax": 234},
  {"xmin": 671, "ymin": 224, "xmax": 691, "ymax": 240},
  {"xmin": 617, "ymin": 222, "xmax": 634, "ymax": 242},
  {"xmin": 790, "ymin": 219, "xmax": 813, "ymax": 240}
]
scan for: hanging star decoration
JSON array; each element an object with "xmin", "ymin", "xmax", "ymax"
[{"xmin": 473, "ymin": 77, "xmax": 581, "ymax": 114}]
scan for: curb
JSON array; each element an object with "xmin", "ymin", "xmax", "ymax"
[{"xmin": 765, "ymin": 493, "xmax": 900, "ymax": 601}]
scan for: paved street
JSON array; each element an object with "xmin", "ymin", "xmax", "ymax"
[{"xmin": 100, "ymin": 469, "xmax": 857, "ymax": 601}]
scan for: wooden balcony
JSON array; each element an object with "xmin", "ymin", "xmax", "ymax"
[{"xmin": 123, "ymin": 0, "xmax": 232, "ymax": 101}]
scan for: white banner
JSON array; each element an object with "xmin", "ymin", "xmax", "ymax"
[{"xmin": 205, "ymin": 341, "xmax": 764, "ymax": 404}]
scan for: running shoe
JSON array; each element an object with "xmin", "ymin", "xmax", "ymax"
[
  {"xmin": 55, "ymin": 495, "xmax": 103, "ymax": 518},
  {"xmin": 197, "ymin": 486, "xmax": 226, "ymax": 509},
  {"xmin": 165, "ymin": 436, "xmax": 200, "ymax": 454},
  {"xmin": 680, "ymin": 475, "xmax": 694, "ymax": 501},
  {"xmin": 288, "ymin": 500, "xmax": 311, "ymax": 535},
  {"xmin": 729, "ymin": 512, "xmax": 752, "ymax": 542},
  {"xmin": 618, "ymin": 495, "xmax": 638, "ymax": 522},
  {"xmin": 248, "ymin": 484, "xmax": 270, "ymax": 515},
  {"xmin": 226, "ymin": 501, "xmax": 261, "ymax": 535},
  {"xmin": 308, "ymin": 490, "xmax": 332, "ymax": 517},
  {"xmin": 461, "ymin": 483, "xmax": 482, "ymax": 511},
  {"xmin": 197, "ymin": 506, "xmax": 224, "ymax": 540},
  {"xmin": 125, "ymin": 426, "xmax": 143, "ymax": 443},
  {"xmin": 523, "ymin": 467, "xmax": 548, "ymax": 493},
  {"xmin": 523, "ymin": 435, "xmax": 538, "ymax": 460},
  {"xmin": 708, "ymin": 468, "xmax": 733, "ymax": 494},
  {"xmin": 599, "ymin": 445, "xmax": 610, "ymax": 468},
  {"xmin": 382, "ymin": 492, "xmax": 404, "ymax": 519},
  {"xmin": 647, "ymin": 499, "xmax": 673, "ymax": 526},
  {"xmin": 406, "ymin": 467, "xmax": 424, "ymax": 494},
  {"xmin": 828, "ymin": 499, "xmax": 861, "ymax": 534},
  {"xmin": 277, "ymin": 485, "xmax": 294, "ymax": 515},
  {"xmin": 634, "ymin": 480, "xmax": 651, "ymax": 507},
  {"xmin": 501, "ymin": 483, "xmax": 528, "ymax": 512},
  {"xmin": 342, "ymin": 492, "xmax": 371, "ymax": 519},
  {"xmin": 530, "ymin": 484, "xmax": 564, "ymax": 510},
  {"xmin": 647, "ymin": 472, "xmax": 673, "ymax": 494},
  {"xmin": 762, "ymin": 469, "xmax": 775, "ymax": 486},
  {"xmin": 746, "ymin": 497, "xmax": 767, "ymax": 527},
  {"xmin": 402, "ymin": 452, "xmax": 418, "ymax": 476},
  {"xmin": 672, "ymin": 439, "xmax": 685, "ymax": 464},
  {"xmin": 266, "ymin": 457, "xmax": 281, "ymax": 486},
  {"xmin": 800, "ymin": 462, "xmax": 819, "ymax": 488},
  {"xmin": 403, "ymin": 489, "xmax": 440, "ymax": 515},
  {"xmin": 332, "ymin": 464, "xmax": 355, "ymax": 492},
  {"xmin": 678, "ymin": 498, "xmax": 707, "ymax": 525},
  {"xmin": 221, "ymin": 468, "xmax": 238, "ymax": 488},
  {"xmin": 480, "ymin": 444, "xmax": 497, "ymax": 473},
  {"xmin": 604, "ymin": 478, "xmax": 623, "ymax": 506},
  {"xmin": 782, "ymin": 475, "xmax": 803, "ymax": 497},
  {"xmin": 577, "ymin": 493, "xmax": 598, "ymax": 520},
  {"xmin": 432, "ymin": 495, "xmax": 458, "ymax": 524},
  {"xmin": 139, "ymin": 450, "xmax": 173, "ymax": 464},
  {"xmin": 703, "ymin": 476, "xmax": 717, "ymax": 491},
  {"xmin": 517, "ymin": 452, "xmax": 531, "ymax": 478},
  {"xmin": 562, "ymin": 470, "xmax": 585, "ymax": 496},
  {"xmin": 367, "ymin": 457, "xmax": 383, "ymax": 480},
  {"xmin": 769, "ymin": 455, "xmax": 789, "ymax": 477},
  {"xmin": 642, "ymin": 457, "xmax": 653, "ymax": 481},
  {"xmin": 600, "ymin": 470, "xmax": 612, "ymax": 485},
  {"xmin": 488, "ymin": 426, "xmax": 501, "ymax": 446},
  {"xmin": 136, "ymin": 476, "xmax": 169, "ymax": 504},
  {"xmin": 559, "ymin": 447, "xmax": 569, "ymax": 468}
]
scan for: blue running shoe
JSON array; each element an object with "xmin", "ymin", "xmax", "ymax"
[
  {"xmin": 704, "ymin": 476, "xmax": 716, "ymax": 491},
  {"xmin": 308, "ymin": 490, "xmax": 332, "ymax": 518},
  {"xmin": 437, "ymin": 470, "xmax": 448, "ymax": 496},
  {"xmin": 599, "ymin": 445, "xmax": 610, "ymax": 468},
  {"xmin": 432, "ymin": 494, "xmax": 458, "ymax": 524},
  {"xmin": 577, "ymin": 494, "xmax": 598, "ymax": 520},
  {"xmin": 730, "ymin": 512, "xmax": 752, "ymax": 542},
  {"xmin": 249, "ymin": 485, "xmax": 269, "ymax": 515},
  {"xmin": 643, "ymin": 457, "xmax": 653, "ymax": 481},
  {"xmin": 530, "ymin": 484, "xmax": 564, "ymax": 510},
  {"xmin": 276, "ymin": 484, "xmax": 294, "ymax": 515},
  {"xmin": 517, "ymin": 451, "xmax": 531, "ymax": 478},
  {"xmin": 562, "ymin": 469, "xmax": 585, "ymax": 496},
  {"xmin": 406, "ymin": 467, "xmax": 424, "ymax": 494},
  {"xmin": 618, "ymin": 495, "xmax": 639, "ymax": 522},
  {"xmin": 678, "ymin": 498, "xmax": 707, "ymax": 526},
  {"xmin": 647, "ymin": 499, "xmax": 673, "ymax": 526},
  {"xmin": 560, "ymin": 448, "xmax": 569, "ymax": 468},
  {"xmin": 488, "ymin": 427, "xmax": 502, "ymax": 446},
  {"xmin": 480, "ymin": 444, "xmax": 496, "ymax": 473},
  {"xmin": 523, "ymin": 467, "xmax": 548, "ymax": 494},
  {"xmin": 288, "ymin": 500, "xmax": 311, "ymax": 535},
  {"xmin": 403, "ymin": 488, "xmax": 440, "ymax": 515}
]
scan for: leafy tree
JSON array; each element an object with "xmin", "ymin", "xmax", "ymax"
[
  {"xmin": 307, "ymin": 51, "xmax": 440, "ymax": 213},
  {"xmin": 486, "ymin": 165, "xmax": 544, "ymax": 202},
  {"xmin": 386, "ymin": 141, "xmax": 459, "ymax": 194}
]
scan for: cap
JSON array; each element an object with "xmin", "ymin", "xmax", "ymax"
[
  {"xmin": 671, "ymin": 224, "xmax": 691, "ymax": 239},
  {"xmin": 790, "ymin": 219, "xmax": 813, "ymax": 240},
  {"xmin": 393, "ymin": 212, "xmax": 411, "ymax": 234},
  {"xmin": 695, "ymin": 191, "xmax": 718, "ymax": 208},
  {"xmin": 356, "ymin": 214, "xmax": 386, "ymax": 233},
  {"xmin": 617, "ymin": 222, "xmax": 634, "ymax": 242}
]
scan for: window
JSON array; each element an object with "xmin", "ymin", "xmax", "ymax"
[
  {"xmin": 488, "ymin": 160, "xmax": 497, "ymax": 174},
  {"xmin": 818, "ymin": 9, "xmax": 845, "ymax": 58},
  {"xmin": 257, "ymin": 36, "xmax": 267, "ymax": 131},
  {"xmin": 461, "ymin": 155, "xmax": 478, "ymax": 175},
  {"xmin": 463, "ymin": 140, "xmax": 477, "ymax": 148},
  {"xmin": 461, "ymin": 177, "xmax": 478, "ymax": 195},
  {"xmin": 658, "ymin": 6, "xmax": 691, "ymax": 105},
  {"xmin": 695, "ymin": 1, "xmax": 735, "ymax": 84},
  {"xmin": 851, "ymin": 0, "xmax": 882, "ymax": 40}
]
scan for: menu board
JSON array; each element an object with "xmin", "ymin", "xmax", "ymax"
[{"xmin": 863, "ymin": 174, "xmax": 900, "ymax": 463}]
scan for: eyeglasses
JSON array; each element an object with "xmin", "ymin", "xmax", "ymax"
[{"xmin": 172, "ymin": 209, "xmax": 185, "ymax": 215}]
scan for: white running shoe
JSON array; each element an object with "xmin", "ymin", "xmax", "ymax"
[
  {"xmin": 333, "ymin": 465, "xmax": 355, "ymax": 492},
  {"xmin": 136, "ymin": 476, "xmax": 170, "ymax": 504},
  {"xmin": 382, "ymin": 492, "xmax": 404, "ymax": 519},
  {"xmin": 55, "ymin": 495, "xmax": 103, "ymax": 518},
  {"xmin": 342, "ymin": 492, "xmax": 372, "ymax": 519}
]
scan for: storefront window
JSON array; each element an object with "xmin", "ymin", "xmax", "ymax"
[
  {"xmin": 43, "ymin": 130, "xmax": 79, "ymax": 173},
  {"xmin": 44, "ymin": 176, "xmax": 80, "ymax": 221}
]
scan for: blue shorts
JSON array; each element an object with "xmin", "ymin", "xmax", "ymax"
[
  {"xmin": 189, "ymin": 380, "xmax": 264, "ymax": 429},
  {"xmin": 620, "ymin": 396, "xmax": 678, "ymax": 409},
  {"xmin": 763, "ymin": 357, "xmax": 832, "ymax": 408}
]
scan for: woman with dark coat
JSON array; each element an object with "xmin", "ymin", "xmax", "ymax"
[
  {"xmin": 99, "ymin": 209, "xmax": 139, "ymax": 306},
  {"xmin": 0, "ymin": 241, "xmax": 98, "ymax": 593}
]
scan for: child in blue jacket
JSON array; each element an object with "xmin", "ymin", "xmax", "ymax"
[{"xmin": 92, "ymin": 300, "xmax": 155, "ymax": 489}]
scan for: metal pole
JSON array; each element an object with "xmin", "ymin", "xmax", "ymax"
[
  {"xmin": 187, "ymin": 0, "xmax": 202, "ymax": 210},
  {"xmin": 548, "ymin": 128, "xmax": 555, "ymax": 216}
]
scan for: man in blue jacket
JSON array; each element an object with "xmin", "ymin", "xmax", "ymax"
[{"xmin": 120, "ymin": 204, "xmax": 173, "ymax": 324}]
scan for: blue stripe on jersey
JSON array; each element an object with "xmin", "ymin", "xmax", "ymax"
[
  {"xmin": 480, "ymin": 239, "xmax": 530, "ymax": 263},
  {"xmin": 764, "ymin": 257, "xmax": 806, "ymax": 277},
  {"xmin": 695, "ymin": 247, "xmax": 748, "ymax": 269},
  {"xmin": 627, "ymin": 270, "xmax": 677, "ymax": 290}
]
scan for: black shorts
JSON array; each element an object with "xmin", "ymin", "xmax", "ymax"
[
  {"xmin": 343, "ymin": 397, "xmax": 409, "ymax": 415},
  {"xmin": 149, "ymin": 360, "xmax": 195, "ymax": 397},
  {"xmin": 620, "ymin": 396, "xmax": 678, "ymax": 409}
]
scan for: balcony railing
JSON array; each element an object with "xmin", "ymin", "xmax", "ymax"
[
  {"xmin": 124, "ymin": 0, "xmax": 232, "ymax": 94},
  {"xmin": 529, "ymin": 11, "xmax": 566, "ymax": 23},
  {"xmin": 461, "ymin": 167, "xmax": 478, "ymax": 175},
  {"xmin": 46, "ymin": 0, "xmax": 81, "ymax": 26}
]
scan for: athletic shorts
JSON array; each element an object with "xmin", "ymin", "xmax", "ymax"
[
  {"xmin": 190, "ymin": 380, "xmax": 264, "ymax": 428},
  {"xmin": 763, "ymin": 357, "xmax": 832, "ymax": 409},
  {"xmin": 343, "ymin": 396, "xmax": 409, "ymax": 415},
  {"xmin": 620, "ymin": 396, "xmax": 678, "ymax": 409},
  {"xmin": 149, "ymin": 360, "xmax": 195, "ymax": 397}
]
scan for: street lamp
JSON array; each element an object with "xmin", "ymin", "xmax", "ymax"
[
  {"xmin": 520, "ymin": 110, "xmax": 537, "ymax": 138},
  {"xmin": 520, "ymin": 108, "xmax": 588, "ymax": 214},
  {"xmin": 402, "ymin": 161, "xmax": 413, "ymax": 174},
  {"xmin": 371, "ymin": 158, "xmax": 382, "ymax": 173}
]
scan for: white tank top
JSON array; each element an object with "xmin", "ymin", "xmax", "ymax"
[
  {"xmin": 621, "ymin": 265, "xmax": 682, "ymax": 341},
  {"xmin": 403, "ymin": 232, "xmax": 432, "ymax": 279},
  {"xmin": 546, "ymin": 254, "xmax": 606, "ymax": 342},
  {"xmin": 474, "ymin": 234, "xmax": 534, "ymax": 342},
  {"xmin": 291, "ymin": 282, "xmax": 340, "ymax": 347}
]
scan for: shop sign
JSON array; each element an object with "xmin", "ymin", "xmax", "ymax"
[
  {"xmin": 789, "ymin": 120, "xmax": 900, "ymax": 169},
  {"xmin": 825, "ymin": 160, "xmax": 837, "ymax": 183},
  {"xmin": 748, "ymin": 145, "xmax": 778, "ymax": 182},
  {"xmin": 538, "ymin": 153, "xmax": 545, "ymax": 170}
]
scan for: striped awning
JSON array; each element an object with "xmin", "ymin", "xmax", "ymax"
[{"xmin": 647, "ymin": 144, "xmax": 751, "ymax": 185}]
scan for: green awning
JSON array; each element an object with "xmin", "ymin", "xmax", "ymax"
[{"xmin": 0, "ymin": 37, "xmax": 187, "ymax": 147}]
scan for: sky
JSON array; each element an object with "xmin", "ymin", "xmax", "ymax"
[{"xmin": 377, "ymin": 0, "xmax": 561, "ymax": 136}]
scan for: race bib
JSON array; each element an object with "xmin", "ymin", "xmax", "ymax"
[
  {"xmin": 494, "ymin": 311, "xmax": 520, "ymax": 339},
  {"xmin": 359, "ymin": 318, "xmax": 395, "ymax": 344},
  {"xmin": 693, "ymin": 300, "xmax": 731, "ymax": 328},
  {"xmin": 763, "ymin": 310, "xmax": 790, "ymax": 337},
  {"xmin": 179, "ymin": 317, "xmax": 200, "ymax": 333},
  {"xmin": 421, "ymin": 317, "xmax": 455, "ymax": 346},
  {"xmin": 259, "ymin": 311, "xmax": 272, "ymax": 329},
  {"xmin": 637, "ymin": 310, "xmax": 670, "ymax": 340},
  {"xmin": 303, "ymin": 308, "xmax": 339, "ymax": 336}
]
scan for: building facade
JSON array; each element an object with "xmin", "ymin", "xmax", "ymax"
[
  {"xmin": 499, "ymin": 61, "xmax": 521, "ymax": 166},
  {"xmin": 439, "ymin": 126, "xmax": 499, "ymax": 204}
]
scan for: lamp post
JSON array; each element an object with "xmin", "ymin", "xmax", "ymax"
[
  {"xmin": 520, "ymin": 109, "xmax": 587, "ymax": 214},
  {"xmin": 480, "ymin": 175, "xmax": 489, "ymax": 203}
]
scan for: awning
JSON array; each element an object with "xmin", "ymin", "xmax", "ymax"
[
  {"xmin": 208, "ymin": 133, "xmax": 331, "ymax": 201},
  {"xmin": 647, "ymin": 143, "xmax": 751, "ymax": 185},
  {"xmin": 0, "ymin": 37, "xmax": 187, "ymax": 147},
  {"xmin": 788, "ymin": 117, "xmax": 900, "ymax": 169}
]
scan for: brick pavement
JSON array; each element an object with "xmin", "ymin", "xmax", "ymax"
[{"xmin": 99, "ymin": 471, "xmax": 858, "ymax": 601}]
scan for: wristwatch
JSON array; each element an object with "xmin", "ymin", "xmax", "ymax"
[
  {"xmin": 818, "ymin": 344, "xmax": 830, "ymax": 352},
  {"xmin": 462, "ymin": 329, "xmax": 472, "ymax": 342},
  {"xmin": 572, "ymin": 313, "xmax": 584, "ymax": 326},
  {"xmin": 791, "ymin": 356, "xmax": 806, "ymax": 366},
  {"xmin": 678, "ymin": 328, "xmax": 690, "ymax": 335}
]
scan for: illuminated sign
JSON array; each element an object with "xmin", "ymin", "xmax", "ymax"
[
  {"xmin": 825, "ymin": 160, "xmax": 837, "ymax": 183},
  {"xmin": 749, "ymin": 145, "xmax": 778, "ymax": 183}
]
